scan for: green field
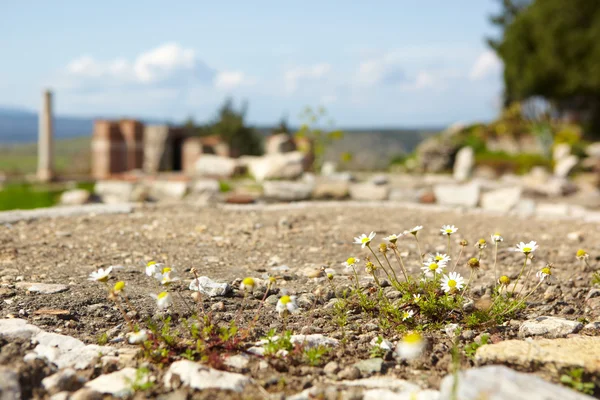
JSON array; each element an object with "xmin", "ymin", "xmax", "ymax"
[
  {"xmin": 0, "ymin": 136, "xmax": 91, "ymax": 177},
  {"xmin": 0, "ymin": 182, "xmax": 95, "ymax": 211}
]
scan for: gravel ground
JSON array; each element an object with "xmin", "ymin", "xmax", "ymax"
[{"xmin": 1, "ymin": 201, "xmax": 599, "ymax": 398}]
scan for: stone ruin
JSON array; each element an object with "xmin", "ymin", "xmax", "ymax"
[{"xmin": 91, "ymin": 120, "xmax": 230, "ymax": 179}]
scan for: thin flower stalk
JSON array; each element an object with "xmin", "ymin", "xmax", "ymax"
[
  {"xmin": 367, "ymin": 245, "xmax": 395, "ymax": 285},
  {"xmin": 492, "ymin": 242, "xmax": 499, "ymax": 285},
  {"xmin": 390, "ymin": 244, "xmax": 410, "ymax": 282},
  {"xmin": 511, "ymin": 254, "xmax": 529, "ymax": 296},
  {"xmin": 451, "ymin": 246, "xmax": 465, "ymax": 272}
]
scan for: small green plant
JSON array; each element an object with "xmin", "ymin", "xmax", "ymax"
[
  {"xmin": 295, "ymin": 106, "xmax": 345, "ymax": 171},
  {"xmin": 303, "ymin": 345, "xmax": 330, "ymax": 366},
  {"xmin": 126, "ymin": 367, "xmax": 155, "ymax": 392},
  {"xmin": 592, "ymin": 271, "xmax": 600, "ymax": 286},
  {"xmin": 560, "ymin": 368, "xmax": 595, "ymax": 395},
  {"xmin": 97, "ymin": 332, "xmax": 109, "ymax": 346},
  {"xmin": 370, "ymin": 337, "xmax": 387, "ymax": 358},
  {"xmin": 464, "ymin": 334, "xmax": 490, "ymax": 359},
  {"xmin": 218, "ymin": 180, "xmax": 232, "ymax": 193},
  {"xmin": 262, "ymin": 329, "xmax": 294, "ymax": 357}
]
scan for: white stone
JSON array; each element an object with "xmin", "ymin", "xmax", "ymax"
[
  {"xmin": 189, "ymin": 276, "xmax": 231, "ymax": 297},
  {"xmin": 553, "ymin": 143, "xmax": 571, "ymax": 161},
  {"xmin": 349, "ymin": 183, "xmax": 390, "ymax": 201},
  {"xmin": 321, "ymin": 161, "xmax": 337, "ymax": 176},
  {"xmin": 289, "ymin": 334, "xmax": 339, "ymax": 348},
  {"xmin": 33, "ymin": 331, "xmax": 115, "ymax": 369},
  {"xmin": 586, "ymin": 142, "xmax": 600, "ymax": 158},
  {"xmin": 223, "ymin": 354, "xmax": 250, "ymax": 370},
  {"xmin": 370, "ymin": 337, "xmax": 393, "ymax": 351},
  {"xmin": 85, "ymin": 368, "xmax": 138, "ymax": 398},
  {"xmin": 511, "ymin": 199, "xmax": 536, "ymax": 217},
  {"xmin": 535, "ymin": 203, "xmax": 571, "ymax": 218},
  {"xmin": 0, "ymin": 367, "xmax": 21, "ymax": 400},
  {"xmin": 42, "ymin": 368, "xmax": 84, "ymax": 393},
  {"xmin": 195, "ymin": 155, "xmax": 239, "ymax": 178},
  {"xmin": 370, "ymin": 174, "xmax": 389, "ymax": 185},
  {"xmin": 312, "ymin": 181, "xmax": 350, "ymax": 199},
  {"xmin": 191, "ymin": 179, "xmax": 220, "ymax": 194},
  {"xmin": 94, "ymin": 181, "xmax": 135, "ymax": 204},
  {"xmin": 480, "ymin": 187, "xmax": 522, "ymax": 212},
  {"xmin": 15, "ymin": 282, "xmax": 69, "ymax": 294},
  {"xmin": 263, "ymin": 180, "xmax": 314, "ymax": 201},
  {"xmin": 363, "ymin": 388, "xmax": 440, "ymax": 400},
  {"xmin": 554, "ymin": 155, "xmax": 578, "ymax": 178},
  {"xmin": 0, "ymin": 318, "xmax": 42, "ymax": 340},
  {"xmin": 265, "ymin": 133, "xmax": 296, "ymax": 154},
  {"xmin": 433, "ymin": 182, "xmax": 480, "ymax": 207},
  {"xmin": 0, "ymin": 203, "xmax": 133, "ymax": 224},
  {"xmin": 59, "ymin": 189, "xmax": 90, "ymax": 206},
  {"xmin": 453, "ymin": 146, "xmax": 474, "ymax": 181},
  {"xmin": 164, "ymin": 360, "xmax": 252, "ymax": 392},
  {"xmin": 439, "ymin": 365, "xmax": 590, "ymax": 400},
  {"xmin": 147, "ymin": 181, "xmax": 188, "ymax": 200},
  {"xmin": 243, "ymin": 151, "xmax": 305, "ymax": 182},
  {"xmin": 519, "ymin": 316, "xmax": 583, "ymax": 338}
]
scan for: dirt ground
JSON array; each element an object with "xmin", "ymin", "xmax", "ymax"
[{"xmin": 1, "ymin": 201, "xmax": 599, "ymax": 398}]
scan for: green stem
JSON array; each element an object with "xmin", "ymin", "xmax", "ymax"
[
  {"xmin": 501, "ymin": 279, "xmax": 544, "ymax": 316},
  {"xmin": 367, "ymin": 245, "xmax": 395, "ymax": 285},
  {"xmin": 492, "ymin": 243, "xmax": 498, "ymax": 286},
  {"xmin": 391, "ymin": 246, "xmax": 410, "ymax": 283},
  {"xmin": 415, "ymin": 236, "xmax": 424, "ymax": 264},
  {"xmin": 382, "ymin": 252, "xmax": 401, "ymax": 285},
  {"xmin": 451, "ymin": 246, "xmax": 464, "ymax": 272},
  {"xmin": 462, "ymin": 269, "xmax": 474, "ymax": 294},
  {"xmin": 447, "ymin": 235, "xmax": 451, "ymax": 258},
  {"xmin": 510, "ymin": 255, "xmax": 529, "ymax": 296}
]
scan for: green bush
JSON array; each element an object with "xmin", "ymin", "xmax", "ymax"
[{"xmin": 475, "ymin": 151, "xmax": 552, "ymax": 175}]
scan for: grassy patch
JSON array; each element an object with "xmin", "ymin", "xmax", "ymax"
[{"xmin": 0, "ymin": 181, "xmax": 94, "ymax": 211}]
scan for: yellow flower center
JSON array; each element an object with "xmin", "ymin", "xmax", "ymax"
[
  {"xmin": 494, "ymin": 233, "xmax": 501, "ymax": 236},
  {"xmin": 523, "ymin": 247, "xmax": 531, "ymax": 253},
  {"xmin": 403, "ymin": 332, "xmax": 422, "ymax": 344},
  {"xmin": 435, "ymin": 255, "xmax": 444, "ymax": 261},
  {"xmin": 361, "ymin": 237, "xmax": 370, "ymax": 244},
  {"xmin": 499, "ymin": 275, "xmax": 511, "ymax": 285},
  {"xmin": 113, "ymin": 281, "xmax": 125, "ymax": 292},
  {"xmin": 242, "ymin": 277, "xmax": 255, "ymax": 287},
  {"xmin": 403, "ymin": 312, "xmax": 411, "ymax": 319},
  {"xmin": 98, "ymin": 275, "xmax": 109, "ymax": 283},
  {"xmin": 162, "ymin": 267, "xmax": 172, "ymax": 273},
  {"xmin": 157, "ymin": 292, "xmax": 169, "ymax": 299},
  {"xmin": 541, "ymin": 267, "xmax": 551, "ymax": 275},
  {"xmin": 346, "ymin": 257, "xmax": 356, "ymax": 265},
  {"xmin": 447, "ymin": 279, "xmax": 457, "ymax": 288},
  {"xmin": 147, "ymin": 261, "xmax": 156, "ymax": 266},
  {"xmin": 576, "ymin": 249, "xmax": 587, "ymax": 258},
  {"xmin": 280, "ymin": 295, "xmax": 291, "ymax": 305},
  {"xmin": 446, "ymin": 229, "xmax": 453, "ymax": 233},
  {"xmin": 429, "ymin": 263, "xmax": 438, "ymax": 271}
]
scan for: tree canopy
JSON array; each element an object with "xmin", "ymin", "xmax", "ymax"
[{"xmin": 489, "ymin": 0, "xmax": 600, "ymax": 133}]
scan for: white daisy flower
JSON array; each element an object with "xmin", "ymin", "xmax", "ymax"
[
  {"xmin": 370, "ymin": 336, "xmax": 393, "ymax": 351},
  {"xmin": 145, "ymin": 261, "xmax": 163, "ymax": 277},
  {"xmin": 276, "ymin": 295, "xmax": 299, "ymax": 317},
  {"xmin": 127, "ymin": 330, "xmax": 149, "ymax": 344},
  {"xmin": 440, "ymin": 225, "xmax": 458, "ymax": 236},
  {"xmin": 440, "ymin": 272, "xmax": 465, "ymax": 293},
  {"xmin": 240, "ymin": 277, "xmax": 256, "ymax": 292},
  {"xmin": 516, "ymin": 241, "xmax": 538, "ymax": 255},
  {"xmin": 152, "ymin": 291, "xmax": 173, "ymax": 310},
  {"xmin": 405, "ymin": 226, "xmax": 423, "ymax": 236},
  {"xmin": 395, "ymin": 332, "xmax": 425, "ymax": 360},
  {"xmin": 353, "ymin": 232, "xmax": 376, "ymax": 248},
  {"xmin": 384, "ymin": 233, "xmax": 403, "ymax": 244},
  {"xmin": 421, "ymin": 261, "xmax": 446, "ymax": 278},
  {"xmin": 402, "ymin": 309, "xmax": 415, "ymax": 321},
  {"xmin": 536, "ymin": 266, "xmax": 552, "ymax": 282},
  {"xmin": 428, "ymin": 253, "xmax": 451, "ymax": 264},
  {"xmin": 576, "ymin": 249, "xmax": 589, "ymax": 261},
  {"xmin": 490, "ymin": 233, "xmax": 503, "ymax": 244},
  {"xmin": 88, "ymin": 267, "xmax": 113, "ymax": 283},
  {"xmin": 342, "ymin": 257, "xmax": 360, "ymax": 270},
  {"xmin": 475, "ymin": 239, "xmax": 487, "ymax": 249},
  {"xmin": 413, "ymin": 294, "xmax": 421, "ymax": 303},
  {"xmin": 154, "ymin": 267, "xmax": 180, "ymax": 285}
]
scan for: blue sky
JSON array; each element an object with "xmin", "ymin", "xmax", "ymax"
[{"xmin": 0, "ymin": 1, "xmax": 504, "ymax": 127}]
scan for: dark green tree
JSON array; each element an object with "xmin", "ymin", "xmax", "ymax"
[
  {"xmin": 489, "ymin": 0, "xmax": 600, "ymax": 134},
  {"xmin": 205, "ymin": 98, "xmax": 263, "ymax": 156}
]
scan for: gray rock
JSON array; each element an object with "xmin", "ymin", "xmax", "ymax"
[
  {"xmin": 147, "ymin": 181, "xmax": 188, "ymax": 201},
  {"xmin": 223, "ymin": 354, "xmax": 250, "ymax": 370},
  {"xmin": 353, "ymin": 358, "xmax": 384, "ymax": 375},
  {"xmin": 349, "ymin": 183, "xmax": 390, "ymax": 201},
  {"xmin": 265, "ymin": 133, "xmax": 296, "ymax": 154},
  {"xmin": 320, "ymin": 161, "xmax": 337, "ymax": 176},
  {"xmin": 33, "ymin": 330, "xmax": 115, "ymax": 369},
  {"xmin": 70, "ymin": 388, "xmax": 103, "ymax": 400},
  {"xmin": 312, "ymin": 181, "xmax": 350, "ymax": 200},
  {"xmin": 195, "ymin": 155, "xmax": 239, "ymax": 178},
  {"xmin": 0, "ymin": 318, "xmax": 42, "ymax": 340},
  {"xmin": 49, "ymin": 392, "xmax": 70, "ymax": 400},
  {"xmin": 554, "ymin": 155, "xmax": 578, "ymax": 178},
  {"xmin": 190, "ymin": 179, "xmax": 220, "ymax": 194},
  {"xmin": 323, "ymin": 361, "xmax": 340, "ymax": 375},
  {"xmin": 370, "ymin": 174, "xmax": 389, "ymax": 185},
  {"xmin": 189, "ymin": 276, "xmax": 231, "ymax": 297},
  {"xmin": 453, "ymin": 146, "xmax": 474, "ymax": 182},
  {"xmin": 289, "ymin": 334, "xmax": 339, "ymax": 349},
  {"xmin": 511, "ymin": 199, "xmax": 536, "ymax": 217},
  {"xmin": 15, "ymin": 282, "xmax": 69, "ymax": 294},
  {"xmin": 480, "ymin": 187, "xmax": 522, "ymax": 212},
  {"xmin": 475, "ymin": 336, "xmax": 600, "ymax": 375},
  {"xmin": 416, "ymin": 135, "xmax": 456, "ymax": 173},
  {"xmin": 164, "ymin": 360, "xmax": 252, "ymax": 392},
  {"xmin": 0, "ymin": 367, "xmax": 21, "ymax": 400},
  {"xmin": 439, "ymin": 365, "xmax": 592, "ymax": 400},
  {"xmin": 59, "ymin": 189, "xmax": 91, "ymax": 206},
  {"xmin": 433, "ymin": 182, "xmax": 480, "ymax": 207},
  {"xmin": 263, "ymin": 181, "xmax": 314, "ymax": 201},
  {"xmin": 42, "ymin": 368, "xmax": 85, "ymax": 393},
  {"xmin": 444, "ymin": 323, "xmax": 460, "ymax": 338},
  {"xmin": 519, "ymin": 316, "xmax": 583, "ymax": 338},
  {"xmin": 243, "ymin": 152, "xmax": 305, "ymax": 182},
  {"xmin": 94, "ymin": 181, "xmax": 135, "ymax": 204},
  {"xmin": 338, "ymin": 366, "xmax": 361, "ymax": 380},
  {"xmin": 84, "ymin": 368, "xmax": 138, "ymax": 398},
  {"xmin": 388, "ymin": 188, "xmax": 420, "ymax": 203},
  {"xmin": 363, "ymin": 388, "xmax": 440, "ymax": 400},
  {"xmin": 0, "ymin": 203, "xmax": 133, "ymax": 224},
  {"xmin": 535, "ymin": 203, "xmax": 571, "ymax": 218}
]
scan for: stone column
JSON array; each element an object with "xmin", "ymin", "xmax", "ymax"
[{"xmin": 37, "ymin": 89, "xmax": 54, "ymax": 182}]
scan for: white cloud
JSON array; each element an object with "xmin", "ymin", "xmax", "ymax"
[
  {"xmin": 62, "ymin": 42, "xmax": 215, "ymax": 88},
  {"xmin": 469, "ymin": 50, "xmax": 502, "ymax": 80},
  {"xmin": 214, "ymin": 71, "xmax": 256, "ymax": 90},
  {"xmin": 354, "ymin": 53, "xmax": 405, "ymax": 87},
  {"xmin": 284, "ymin": 63, "xmax": 331, "ymax": 94}
]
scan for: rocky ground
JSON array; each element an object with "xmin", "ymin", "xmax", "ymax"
[{"xmin": 1, "ymin": 201, "xmax": 600, "ymax": 399}]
